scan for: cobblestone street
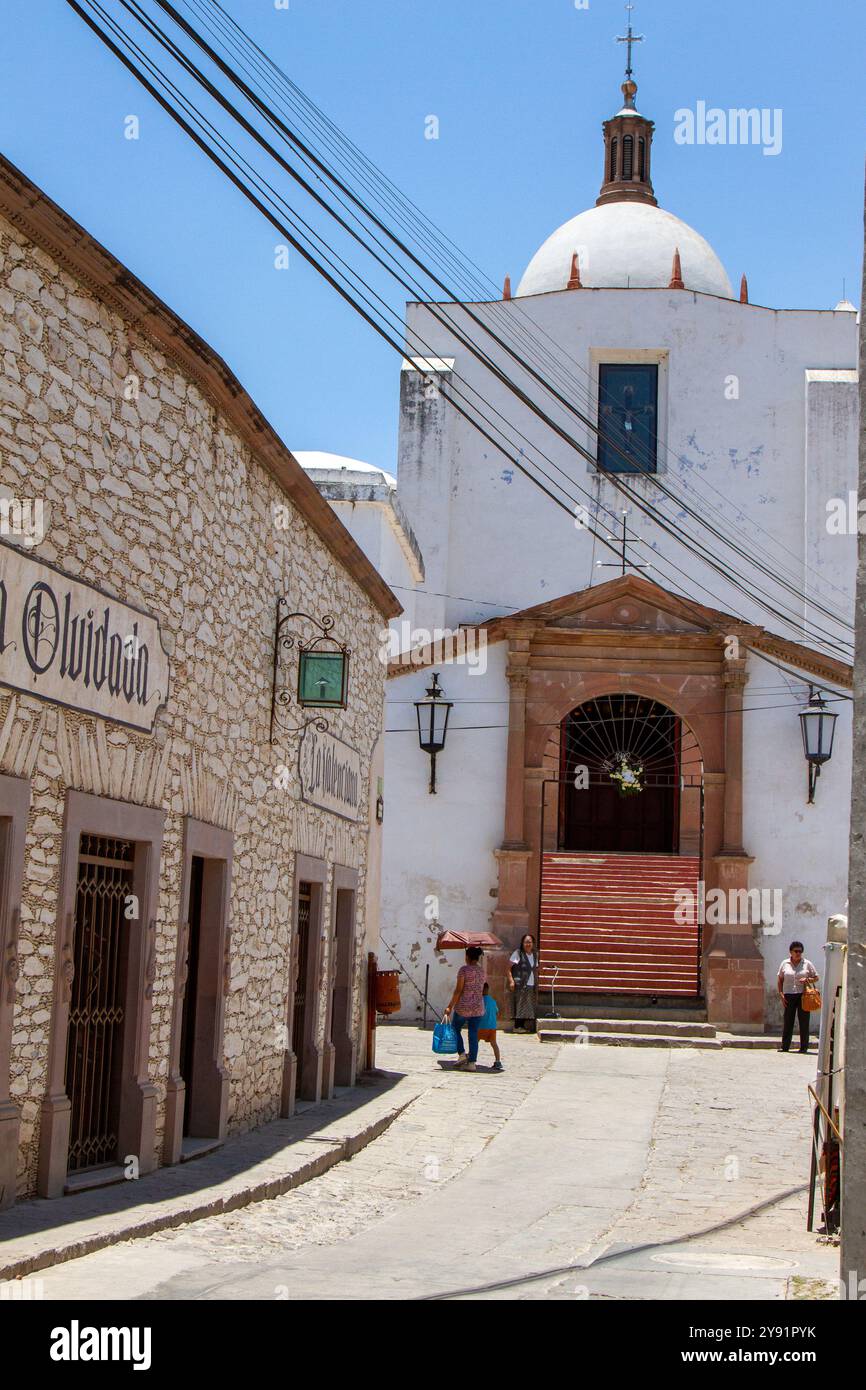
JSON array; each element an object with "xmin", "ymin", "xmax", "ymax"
[{"xmin": 26, "ymin": 1026, "xmax": 837, "ymax": 1302}]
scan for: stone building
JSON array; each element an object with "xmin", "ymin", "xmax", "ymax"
[{"xmin": 0, "ymin": 152, "xmax": 399, "ymax": 1206}]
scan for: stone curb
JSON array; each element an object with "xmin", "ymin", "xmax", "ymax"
[{"xmin": 0, "ymin": 1082, "xmax": 427, "ymax": 1282}]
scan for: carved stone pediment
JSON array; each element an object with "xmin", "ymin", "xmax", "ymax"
[{"xmin": 552, "ymin": 595, "xmax": 706, "ymax": 634}]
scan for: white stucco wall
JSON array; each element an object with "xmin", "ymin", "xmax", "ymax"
[
  {"xmin": 742, "ymin": 652, "xmax": 851, "ymax": 1020},
  {"xmin": 325, "ymin": 498, "xmax": 421, "ymax": 640},
  {"xmin": 397, "ymin": 291, "xmax": 858, "ymax": 650},
  {"xmin": 380, "ymin": 644, "xmax": 508, "ymax": 1019},
  {"xmin": 804, "ymin": 369, "xmax": 859, "ymax": 641}
]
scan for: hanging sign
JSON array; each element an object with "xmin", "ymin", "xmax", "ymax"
[
  {"xmin": 0, "ymin": 542, "xmax": 170, "ymax": 732},
  {"xmin": 298, "ymin": 725, "xmax": 361, "ymax": 821}
]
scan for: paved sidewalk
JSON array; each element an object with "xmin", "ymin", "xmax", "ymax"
[
  {"xmin": 26, "ymin": 1025, "xmax": 555, "ymax": 1298},
  {"xmin": 524, "ymin": 1046, "xmax": 838, "ymax": 1300},
  {"xmin": 7, "ymin": 1029, "xmax": 837, "ymax": 1301},
  {"xmin": 0, "ymin": 1056, "xmax": 431, "ymax": 1281}
]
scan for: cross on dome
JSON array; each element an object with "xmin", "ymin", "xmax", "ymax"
[
  {"xmin": 513, "ymin": 8, "xmax": 735, "ymax": 299},
  {"xmin": 616, "ymin": 2, "xmax": 644, "ymax": 82}
]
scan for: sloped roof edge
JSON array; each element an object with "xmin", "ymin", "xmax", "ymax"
[
  {"xmin": 387, "ymin": 575, "xmax": 852, "ymax": 689},
  {"xmin": 0, "ymin": 153, "xmax": 401, "ymax": 620}
]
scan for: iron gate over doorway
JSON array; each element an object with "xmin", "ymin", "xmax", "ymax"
[
  {"xmin": 558, "ymin": 694, "xmax": 703, "ymax": 855},
  {"xmin": 65, "ymin": 834, "xmax": 134, "ymax": 1173},
  {"xmin": 538, "ymin": 694, "xmax": 705, "ymax": 998}
]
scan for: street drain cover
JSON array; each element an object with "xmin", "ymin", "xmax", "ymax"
[{"xmin": 651, "ymin": 1252, "xmax": 795, "ymax": 1272}]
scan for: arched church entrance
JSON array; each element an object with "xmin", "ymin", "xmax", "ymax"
[
  {"xmin": 540, "ymin": 693, "xmax": 704, "ymax": 1000},
  {"xmin": 558, "ymin": 694, "xmax": 703, "ymax": 855}
]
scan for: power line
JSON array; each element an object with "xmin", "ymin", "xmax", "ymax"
[
  {"xmin": 137, "ymin": 0, "xmax": 854, "ymax": 646},
  {"xmin": 184, "ymin": 0, "xmax": 854, "ymax": 622},
  {"xmin": 71, "ymin": 0, "xmax": 854, "ymax": 659},
  {"xmin": 173, "ymin": 0, "xmax": 856, "ymax": 633}
]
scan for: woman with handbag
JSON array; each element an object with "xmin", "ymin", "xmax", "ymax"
[
  {"xmin": 510, "ymin": 933, "xmax": 538, "ymax": 1034},
  {"xmin": 777, "ymin": 940, "xmax": 820, "ymax": 1053},
  {"xmin": 443, "ymin": 946, "xmax": 486, "ymax": 1071}
]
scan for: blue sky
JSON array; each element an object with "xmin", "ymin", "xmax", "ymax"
[{"xmin": 1, "ymin": 0, "xmax": 862, "ymax": 472}]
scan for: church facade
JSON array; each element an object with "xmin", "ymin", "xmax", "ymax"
[{"xmin": 372, "ymin": 64, "xmax": 857, "ymax": 1030}]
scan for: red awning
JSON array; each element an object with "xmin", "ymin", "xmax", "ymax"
[{"xmin": 436, "ymin": 930, "xmax": 503, "ymax": 950}]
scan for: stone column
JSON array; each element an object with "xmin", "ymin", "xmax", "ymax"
[
  {"xmin": 502, "ymin": 661, "xmax": 530, "ymax": 849},
  {"xmin": 492, "ymin": 641, "xmax": 533, "ymax": 955},
  {"xmin": 721, "ymin": 659, "xmax": 748, "ymax": 855},
  {"xmin": 706, "ymin": 660, "xmax": 762, "ymax": 1032}
]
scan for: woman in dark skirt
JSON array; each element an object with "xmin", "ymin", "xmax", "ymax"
[{"xmin": 510, "ymin": 933, "xmax": 538, "ymax": 1033}]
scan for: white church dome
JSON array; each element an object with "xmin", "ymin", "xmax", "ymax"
[{"xmin": 516, "ymin": 201, "xmax": 733, "ymax": 299}]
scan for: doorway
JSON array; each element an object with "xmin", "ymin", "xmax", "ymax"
[
  {"xmin": 292, "ymin": 882, "xmax": 312, "ymax": 1068},
  {"xmin": 162, "ymin": 819, "xmax": 233, "ymax": 1167},
  {"xmin": 558, "ymin": 694, "xmax": 697, "ymax": 853},
  {"xmin": 178, "ymin": 855, "xmax": 203, "ymax": 1138},
  {"xmin": 284, "ymin": 858, "xmax": 327, "ymax": 1109},
  {"xmin": 178, "ymin": 853, "xmax": 229, "ymax": 1143},
  {"xmin": 329, "ymin": 881, "xmax": 357, "ymax": 1088},
  {"xmin": 65, "ymin": 833, "xmax": 134, "ymax": 1174}
]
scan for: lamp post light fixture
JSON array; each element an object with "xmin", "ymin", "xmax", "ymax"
[
  {"xmin": 414, "ymin": 673, "xmax": 453, "ymax": 794},
  {"xmin": 799, "ymin": 686, "xmax": 838, "ymax": 804}
]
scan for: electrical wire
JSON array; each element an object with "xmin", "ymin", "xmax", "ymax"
[
  {"xmin": 68, "ymin": 0, "xmax": 854, "ymax": 660},
  {"xmin": 180, "ymin": 0, "xmax": 856, "ymax": 623},
  {"xmin": 170, "ymin": 0, "xmax": 857, "ymax": 633}
]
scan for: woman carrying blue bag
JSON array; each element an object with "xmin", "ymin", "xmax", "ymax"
[{"xmin": 441, "ymin": 946, "xmax": 486, "ymax": 1071}]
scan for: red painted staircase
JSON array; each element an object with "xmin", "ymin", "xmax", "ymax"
[{"xmin": 539, "ymin": 852, "xmax": 701, "ymax": 997}]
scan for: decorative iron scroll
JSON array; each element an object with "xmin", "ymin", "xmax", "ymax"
[{"xmin": 269, "ymin": 599, "xmax": 351, "ymax": 743}]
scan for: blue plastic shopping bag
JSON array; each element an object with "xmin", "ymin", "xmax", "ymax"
[{"xmin": 432, "ymin": 1019, "xmax": 459, "ymax": 1054}]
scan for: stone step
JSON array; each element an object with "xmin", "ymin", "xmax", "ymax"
[
  {"xmin": 536, "ymin": 996, "xmax": 707, "ymax": 1021},
  {"xmin": 543, "ymin": 854, "xmax": 701, "ymax": 864},
  {"xmin": 538, "ymin": 1016, "xmax": 717, "ymax": 1037},
  {"xmin": 537, "ymin": 1027, "xmax": 721, "ymax": 1049},
  {"xmin": 543, "ymin": 971, "xmax": 701, "ymax": 987}
]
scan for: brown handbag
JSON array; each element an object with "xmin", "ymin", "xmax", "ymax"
[{"xmin": 802, "ymin": 982, "xmax": 822, "ymax": 1012}]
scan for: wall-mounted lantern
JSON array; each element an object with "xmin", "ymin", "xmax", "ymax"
[
  {"xmin": 414, "ymin": 673, "xmax": 452, "ymax": 794},
  {"xmin": 799, "ymin": 686, "xmax": 838, "ymax": 804},
  {"xmin": 270, "ymin": 599, "xmax": 350, "ymax": 742}
]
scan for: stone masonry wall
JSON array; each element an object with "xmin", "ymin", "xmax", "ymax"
[{"xmin": 0, "ymin": 210, "xmax": 386, "ymax": 1197}]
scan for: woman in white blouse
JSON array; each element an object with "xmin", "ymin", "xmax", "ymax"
[{"xmin": 777, "ymin": 940, "xmax": 819, "ymax": 1053}]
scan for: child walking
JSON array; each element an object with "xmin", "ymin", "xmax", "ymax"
[{"xmin": 479, "ymin": 983, "xmax": 503, "ymax": 1072}]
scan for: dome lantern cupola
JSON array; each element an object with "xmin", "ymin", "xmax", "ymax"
[
  {"xmin": 596, "ymin": 6, "xmax": 657, "ymax": 208},
  {"xmin": 515, "ymin": 2, "xmax": 732, "ymax": 300}
]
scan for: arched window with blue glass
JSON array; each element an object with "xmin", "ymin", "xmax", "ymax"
[{"xmin": 597, "ymin": 363, "xmax": 658, "ymax": 473}]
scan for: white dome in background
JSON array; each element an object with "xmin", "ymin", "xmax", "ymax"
[
  {"xmin": 294, "ymin": 450, "xmax": 397, "ymax": 489},
  {"xmin": 516, "ymin": 201, "xmax": 733, "ymax": 299}
]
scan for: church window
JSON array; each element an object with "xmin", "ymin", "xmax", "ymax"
[
  {"xmin": 638, "ymin": 138, "xmax": 646, "ymax": 180},
  {"xmin": 610, "ymin": 138, "xmax": 618, "ymax": 181},
  {"xmin": 597, "ymin": 363, "xmax": 658, "ymax": 473},
  {"xmin": 622, "ymin": 135, "xmax": 634, "ymax": 180}
]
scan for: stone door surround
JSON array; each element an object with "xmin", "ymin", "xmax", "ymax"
[
  {"xmin": 0, "ymin": 773, "xmax": 30, "ymax": 1209},
  {"xmin": 37, "ymin": 790, "xmax": 164, "ymax": 1198},
  {"xmin": 323, "ymin": 865, "xmax": 359, "ymax": 1095},
  {"xmin": 163, "ymin": 818, "xmax": 234, "ymax": 1166},
  {"xmin": 281, "ymin": 853, "xmax": 328, "ymax": 1114},
  {"xmin": 490, "ymin": 592, "xmax": 763, "ymax": 1026}
]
